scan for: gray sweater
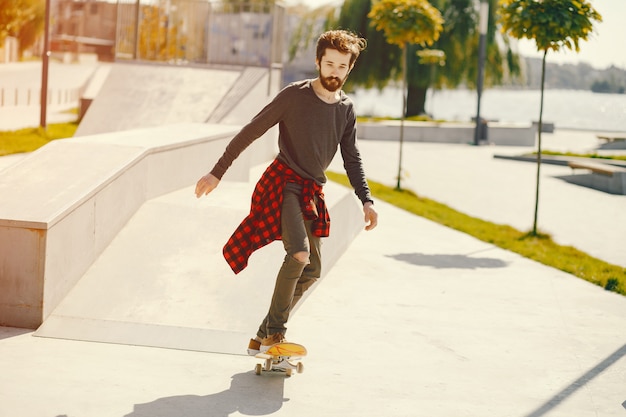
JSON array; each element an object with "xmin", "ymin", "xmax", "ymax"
[{"xmin": 210, "ymin": 79, "xmax": 373, "ymax": 205}]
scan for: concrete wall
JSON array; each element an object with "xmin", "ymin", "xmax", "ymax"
[
  {"xmin": 75, "ymin": 63, "xmax": 242, "ymax": 137},
  {"xmin": 357, "ymin": 120, "xmax": 537, "ymax": 146},
  {"xmin": 0, "ymin": 123, "xmax": 276, "ymax": 329},
  {"xmin": 564, "ymin": 171, "xmax": 626, "ymax": 195},
  {"xmin": 1, "ymin": 63, "xmax": 367, "ymax": 331}
]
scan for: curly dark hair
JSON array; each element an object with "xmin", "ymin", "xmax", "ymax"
[{"xmin": 316, "ymin": 29, "xmax": 367, "ymax": 67}]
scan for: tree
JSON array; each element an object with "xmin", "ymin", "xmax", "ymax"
[
  {"xmin": 337, "ymin": 0, "xmax": 403, "ymax": 90},
  {"xmin": 0, "ymin": 0, "xmax": 43, "ymax": 55},
  {"xmin": 15, "ymin": 0, "xmax": 45, "ymax": 57},
  {"xmin": 338, "ymin": 0, "xmax": 520, "ymax": 117},
  {"xmin": 368, "ymin": 0, "xmax": 443, "ymax": 190},
  {"xmin": 498, "ymin": 0, "xmax": 602, "ymax": 236},
  {"xmin": 137, "ymin": 4, "xmax": 187, "ymax": 61}
]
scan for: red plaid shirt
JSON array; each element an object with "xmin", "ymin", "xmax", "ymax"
[{"xmin": 223, "ymin": 159, "xmax": 330, "ymax": 274}]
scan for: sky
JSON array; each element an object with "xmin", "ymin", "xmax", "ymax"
[{"xmin": 283, "ymin": 0, "xmax": 625, "ymax": 70}]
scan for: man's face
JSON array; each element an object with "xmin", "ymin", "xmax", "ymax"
[{"xmin": 317, "ymin": 48, "xmax": 352, "ymax": 92}]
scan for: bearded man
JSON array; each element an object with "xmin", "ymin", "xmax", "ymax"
[{"xmin": 195, "ymin": 29, "xmax": 378, "ymax": 355}]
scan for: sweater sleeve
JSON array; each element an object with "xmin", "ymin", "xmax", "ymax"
[
  {"xmin": 210, "ymin": 87, "xmax": 289, "ymax": 179},
  {"xmin": 340, "ymin": 106, "xmax": 374, "ymax": 205}
]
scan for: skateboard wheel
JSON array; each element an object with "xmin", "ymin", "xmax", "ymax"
[
  {"xmin": 296, "ymin": 362, "xmax": 304, "ymax": 374},
  {"xmin": 264, "ymin": 359, "xmax": 272, "ymax": 372},
  {"xmin": 255, "ymin": 363, "xmax": 262, "ymax": 375},
  {"xmin": 286, "ymin": 369, "xmax": 293, "ymax": 377}
]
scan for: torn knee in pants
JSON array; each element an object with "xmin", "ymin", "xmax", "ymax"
[{"xmin": 291, "ymin": 251, "xmax": 310, "ymax": 265}]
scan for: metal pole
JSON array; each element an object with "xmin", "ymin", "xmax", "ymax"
[
  {"xmin": 473, "ymin": 0, "xmax": 489, "ymax": 146},
  {"xmin": 40, "ymin": 0, "xmax": 51, "ymax": 129},
  {"xmin": 134, "ymin": 0, "xmax": 140, "ymax": 59}
]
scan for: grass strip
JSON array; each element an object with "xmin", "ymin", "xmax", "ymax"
[
  {"xmin": 0, "ymin": 123, "xmax": 78, "ymax": 156},
  {"xmin": 327, "ymin": 171, "xmax": 625, "ymax": 296},
  {"xmin": 538, "ymin": 150, "xmax": 626, "ymax": 162}
]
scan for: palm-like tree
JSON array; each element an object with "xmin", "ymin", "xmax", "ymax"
[
  {"xmin": 498, "ymin": 0, "xmax": 602, "ymax": 236},
  {"xmin": 368, "ymin": 0, "xmax": 444, "ymax": 190}
]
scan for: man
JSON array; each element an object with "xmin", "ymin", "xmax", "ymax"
[{"xmin": 195, "ymin": 29, "xmax": 378, "ymax": 355}]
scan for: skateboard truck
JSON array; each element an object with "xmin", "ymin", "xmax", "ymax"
[{"xmin": 254, "ymin": 342, "xmax": 307, "ymax": 377}]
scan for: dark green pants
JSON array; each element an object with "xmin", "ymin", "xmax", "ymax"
[{"xmin": 256, "ymin": 182, "xmax": 322, "ymax": 339}]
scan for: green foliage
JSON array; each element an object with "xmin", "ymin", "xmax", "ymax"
[
  {"xmin": 327, "ymin": 170, "xmax": 626, "ymax": 296},
  {"xmin": 368, "ymin": 0, "xmax": 444, "ymax": 47},
  {"xmin": 537, "ymin": 151, "xmax": 626, "ymax": 162},
  {"xmin": 336, "ymin": 0, "xmax": 403, "ymax": 90},
  {"xmin": 498, "ymin": 0, "xmax": 602, "ymax": 53},
  {"xmin": 137, "ymin": 5, "xmax": 187, "ymax": 61},
  {"xmin": 336, "ymin": 0, "xmax": 521, "ymax": 115},
  {"xmin": 416, "ymin": 49, "xmax": 445, "ymax": 65},
  {"xmin": 498, "ymin": 0, "xmax": 603, "ymax": 236},
  {"xmin": 15, "ymin": 0, "xmax": 44, "ymax": 57},
  {"xmin": 0, "ymin": 0, "xmax": 43, "ymax": 53},
  {"xmin": 591, "ymin": 79, "xmax": 625, "ymax": 94},
  {"xmin": 287, "ymin": 4, "xmax": 337, "ymax": 63}
]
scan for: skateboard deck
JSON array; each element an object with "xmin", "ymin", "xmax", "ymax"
[{"xmin": 254, "ymin": 342, "xmax": 307, "ymax": 376}]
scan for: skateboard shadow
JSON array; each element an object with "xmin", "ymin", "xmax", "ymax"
[
  {"xmin": 386, "ymin": 252, "xmax": 508, "ymax": 270},
  {"xmin": 123, "ymin": 371, "xmax": 287, "ymax": 417}
]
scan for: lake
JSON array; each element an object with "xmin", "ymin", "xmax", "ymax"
[{"xmin": 352, "ymin": 88, "xmax": 626, "ymax": 133}]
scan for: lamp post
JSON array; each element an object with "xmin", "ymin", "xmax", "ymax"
[
  {"xmin": 473, "ymin": 0, "xmax": 489, "ymax": 146},
  {"xmin": 39, "ymin": 0, "xmax": 51, "ymax": 129}
]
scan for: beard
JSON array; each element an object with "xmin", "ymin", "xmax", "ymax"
[{"xmin": 319, "ymin": 73, "xmax": 346, "ymax": 92}]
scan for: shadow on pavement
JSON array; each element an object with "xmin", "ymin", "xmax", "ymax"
[
  {"xmin": 386, "ymin": 252, "xmax": 508, "ymax": 269},
  {"xmin": 123, "ymin": 372, "xmax": 287, "ymax": 417},
  {"xmin": 524, "ymin": 343, "xmax": 626, "ymax": 417}
]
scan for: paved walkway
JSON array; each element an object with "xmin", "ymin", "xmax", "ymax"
[
  {"xmin": 336, "ymin": 130, "xmax": 626, "ymax": 268},
  {"xmin": 0, "ymin": 86, "xmax": 625, "ymax": 415},
  {"xmin": 0, "ymin": 72, "xmax": 626, "ymax": 417}
]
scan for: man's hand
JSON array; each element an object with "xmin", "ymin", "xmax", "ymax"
[
  {"xmin": 363, "ymin": 202, "xmax": 378, "ymax": 231},
  {"xmin": 195, "ymin": 173, "xmax": 220, "ymax": 198}
]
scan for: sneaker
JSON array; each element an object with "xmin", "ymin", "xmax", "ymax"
[
  {"xmin": 247, "ymin": 338, "xmax": 261, "ymax": 356},
  {"xmin": 260, "ymin": 333, "xmax": 285, "ymax": 353}
]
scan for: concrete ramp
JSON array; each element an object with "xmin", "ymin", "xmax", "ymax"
[
  {"xmin": 34, "ymin": 168, "xmax": 364, "ymax": 356},
  {"xmin": 75, "ymin": 62, "xmax": 281, "ymax": 137}
]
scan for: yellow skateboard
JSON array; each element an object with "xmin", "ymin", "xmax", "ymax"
[{"xmin": 254, "ymin": 342, "xmax": 307, "ymax": 377}]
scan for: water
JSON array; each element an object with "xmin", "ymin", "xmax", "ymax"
[{"xmin": 352, "ymin": 88, "xmax": 626, "ymax": 133}]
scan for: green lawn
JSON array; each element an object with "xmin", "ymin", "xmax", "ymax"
[
  {"xmin": 327, "ymin": 171, "xmax": 625, "ymax": 296},
  {"xmin": 0, "ymin": 122, "xmax": 78, "ymax": 156}
]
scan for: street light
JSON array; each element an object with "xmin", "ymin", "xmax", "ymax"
[
  {"xmin": 40, "ymin": 0, "xmax": 51, "ymax": 129},
  {"xmin": 473, "ymin": 0, "xmax": 489, "ymax": 146}
]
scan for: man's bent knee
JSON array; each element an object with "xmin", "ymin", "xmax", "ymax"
[{"xmin": 292, "ymin": 251, "xmax": 310, "ymax": 264}]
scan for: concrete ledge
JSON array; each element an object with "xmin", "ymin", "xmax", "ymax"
[
  {"xmin": 357, "ymin": 120, "xmax": 536, "ymax": 146},
  {"xmin": 565, "ymin": 161, "xmax": 626, "ymax": 195},
  {"xmin": 561, "ymin": 171, "xmax": 626, "ymax": 195},
  {"xmin": 0, "ymin": 123, "xmax": 279, "ymax": 329},
  {"xmin": 33, "ymin": 178, "xmax": 364, "ymax": 354},
  {"xmin": 494, "ymin": 154, "xmax": 626, "ymax": 195}
]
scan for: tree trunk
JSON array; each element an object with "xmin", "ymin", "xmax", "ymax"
[
  {"xmin": 396, "ymin": 46, "xmax": 407, "ymax": 190},
  {"xmin": 532, "ymin": 50, "xmax": 547, "ymax": 236},
  {"xmin": 406, "ymin": 84, "xmax": 428, "ymax": 117}
]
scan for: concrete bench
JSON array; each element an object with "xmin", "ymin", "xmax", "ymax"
[
  {"xmin": 356, "ymin": 120, "xmax": 536, "ymax": 146},
  {"xmin": 597, "ymin": 135, "xmax": 626, "ymax": 143},
  {"xmin": 566, "ymin": 160, "xmax": 626, "ymax": 195},
  {"xmin": 597, "ymin": 135, "xmax": 626, "ymax": 150},
  {"xmin": 568, "ymin": 160, "xmax": 626, "ymax": 176}
]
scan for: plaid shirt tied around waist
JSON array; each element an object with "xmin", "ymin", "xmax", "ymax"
[{"xmin": 223, "ymin": 159, "xmax": 330, "ymax": 274}]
